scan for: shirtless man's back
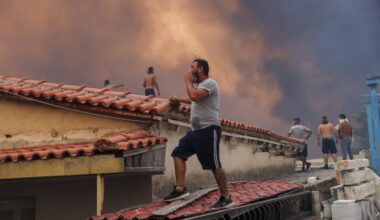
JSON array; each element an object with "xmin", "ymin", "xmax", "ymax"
[
  {"xmin": 317, "ymin": 116, "xmax": 339, "ymax": 169},
  {"xmin": 143, "ymin": 67, "xmax": 160, "ymax": 97}
]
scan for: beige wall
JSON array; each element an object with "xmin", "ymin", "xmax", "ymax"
[
  {"xmin": 0, "ymin": 96, "xmax": 297, "ymax": 208},
  {"xmin": 0, "ymin": 98, "xmax": 149, "ymax": 149},
  {"xmin": 151, "ymin": 122, "xmax": 294, "ymax": 201},
  {"xmin": 0, "ymin": 174, "xmax": 152, "ymax": 220}
]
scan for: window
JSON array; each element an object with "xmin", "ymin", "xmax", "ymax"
[{"xmin": 0, "ymin": 197, "xmax": 35, "ymax": 220}]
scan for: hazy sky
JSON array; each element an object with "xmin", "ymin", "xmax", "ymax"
[{"xmin": 1, "ymin": 0, "xmax": 379, "ymax": 157}]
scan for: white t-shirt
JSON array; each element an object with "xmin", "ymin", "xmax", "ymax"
[{"xmin": 190, "ymin": 78, "xmax": 221, "ymax": 130}]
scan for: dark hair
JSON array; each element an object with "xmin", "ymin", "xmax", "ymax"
[
  {"xmin": 293, "ymin": 117, "xmax": 300, "ymax": 122},
  {"xmin": 193, "ymin": 59, "xmax": 209, "ymax": 76},
  {"xmin": 147, "ymin": 66, "xmax": 154, "ymax": 74},
  {"xmin": 339, "ymin": 114, "xmax": 346, "ymax": 119},
  {"xmin": 322, "ymin": 116, "xmax": 328, "ymax": 124}
]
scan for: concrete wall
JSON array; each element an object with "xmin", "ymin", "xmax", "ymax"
[
  {"xmin": 0, "ymin": 98, "xmax": 148, "ymax": 149},
  {"xmin": 0, "ymin": 174, "xmax": 152, "ymax": 220},
  {"xmin": 151, "ymin": 121, "xmax": 294, "ymax": 200},
  {"xmin": 0, "ymin": 96, "xmax": 296, "ymax": 207}
]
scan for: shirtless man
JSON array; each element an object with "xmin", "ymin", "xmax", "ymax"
[
  {"xmin": 143, "ymin": 66, "xmax": 160, "ymax": 97},
  {"xmin": 317, "ymin": 116, "xmax": 339, "ymax": 169}
]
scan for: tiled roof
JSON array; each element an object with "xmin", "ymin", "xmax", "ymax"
[
  {"xmin": 219, "ymin": 119, "xmax": 304, "ymax": 144},
  {"xmin": 88, "ymin": 181, "xmax": 304, "ymax": 220},
  {"xmin": 0, "ymin": 131, "xmax": 167, "ymax": 163},
  {"xmin": 0, "ymin": 75, "xmax": 190, "ymax": 114},
  {"xmin": 0, "ymin": 75, "xmax": 302, "ymax": 144}
]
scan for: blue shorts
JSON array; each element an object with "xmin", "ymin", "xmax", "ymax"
[
  {"xmin": 322, "ymin": 138, "xmax": 337, "ymax": 154},
  {"xmin": 145, "ymin": 88, "xmax": 155, "ymax": 96},
  {"xmin": 171, "ymin": 125, "xmax": 222, "ymax": 170}
]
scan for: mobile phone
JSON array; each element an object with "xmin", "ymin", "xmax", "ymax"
[{"xmin": 192, "ymin": 71, "xmax": 199, "ymax": 83}]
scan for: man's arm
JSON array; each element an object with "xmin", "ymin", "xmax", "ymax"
[
  {"xmin": 142, "ymin": 78, "xmax": 146, "ymax": 88},
  {"xmin": 305, "ymin": 130, "xmax": 312, "ymax": 140},
  {"xmin": 287, "ymin": 127, "xmax": 292, "ymax": 137},
  {"xmin": 169, "ymin": 96, "xmax": 192, "ymax": 105},
  {"xmin": 154, "ymin": 76, "xmax": 160, "ymax": 96},
  {"xmin": 317, "ymin": 126, "xmax": 321, "ymax": 146},
  {"xmin": 185, "ymin": 81, "xmax": 208, "ymax": 102},
  {"xmin": 184, "ymin": 71, "xmax": 208, "ymax": 102}
]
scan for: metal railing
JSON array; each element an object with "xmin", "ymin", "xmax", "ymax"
[{"xmin": 183, "ymin": 191, "xmax": 313, "ymax": 220}]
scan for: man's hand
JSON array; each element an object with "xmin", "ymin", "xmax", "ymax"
[
  {"xmin": 336, "ymin": 139, "xmax": 339, "ymax": 144},
  {"xmin": 158, "ymin": 91, "xmax": 161, "ymax": 96},
  {"xmin": 317, "ymin": 141, "xmax": 320, "ymax": 147},
  {"xmin": 184, "ymin": 69, "xmax": 194, "ymax": 83},
  {"xmin": 169, "ymin": 96, "xmax": 180, "ymax": 106}
]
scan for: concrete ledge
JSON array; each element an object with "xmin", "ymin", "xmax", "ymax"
[
  {"xmin": 335, "ymin": 159, "xmax": 369, "ymax": 171},
  {"xmin": 336, "ymin": 168, "xmax": 374, "ymax": 185},
  {"xmin": 344, "ymin": 181, "xmax": 375, "ymax": 200},
  {"xmin": 330, "ymin": 184, "xmax": 344, "ymax": 200}
]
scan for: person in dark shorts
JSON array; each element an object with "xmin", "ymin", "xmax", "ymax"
[
  {"xmin": 317, "ymin": 116, "xmax": 339, "ymax": 169},
  {"xmin": 143, "ymin": 66, "xmax": 160, "ymax": 97},
  {"xmin": 165, "ymin": 59, "xmax": 234, "ymax": 209},
  {"xmin": 288, "ymin": 118, "xmax": 312, "ymax": 171}
]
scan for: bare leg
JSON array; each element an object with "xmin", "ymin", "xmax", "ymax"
[
  {"xmin": 332, "ymin": 154, "xmax": 337, "ymax": 163},
  {"xmin": 212, "ymin": 168, "xmax": 229, "ymax": 198},
  {"xmin": 174, "ymin": 157, "xmax": 186, "ymax": 191},
  {"xmin": 324, "ymin": 154, "xmax": 328, "ymax": 164}
]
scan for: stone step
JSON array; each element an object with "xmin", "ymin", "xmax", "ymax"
[
  {"xmin": 343, "ymin": 181, "xmax": 375, "ymax": 200},
  {"xmin": 334, "ymin": 159, "xmax": 369, "ymax": 171},
  {"xmin": 330, "ymin": 184, "xmax": 344, "ymax": 200},
  {"xmin": 335, "ymin": 167, "xmax": 374, "ymax": 185}
]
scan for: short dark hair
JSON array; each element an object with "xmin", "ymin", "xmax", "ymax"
[
  {"xmin": 339, "ymin": 114, "xmax": 346, "ymax": 119},
  {"xmin": 147, "ymin": 66, "xmax": 154, "ymax": 74},
  {"xmin": 322, "ymin": 116, "xmax": 328, "ymax": 124},
  {"xmin": 193, "ymin": 59, "xmax": 209, "ymax": 76},
  {"xmin": 293, "ymin": 117, "xmax": 300, "ymax": 122}
]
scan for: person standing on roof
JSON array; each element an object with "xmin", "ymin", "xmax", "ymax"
[
  {"xmin": 288, "ymin": 118, "xmax": 312, "ymax": 171},
  {"xmin": 317, "ymin": 116, "xmax": 339, "ymax": 169},
  {"xmin": 143, "ymin": 66, "xmax": 160, "ymax": 97},
  {"xmin": 337, "ymin": 114, "xmax": 354, "ymax": 160},
  {"xmin": 165, "ymin": 58, "xmax": 234, "ymax": 209},
  {"xmin": 103, "ymin": 79, "xmax": 110, "ymax": 87}
]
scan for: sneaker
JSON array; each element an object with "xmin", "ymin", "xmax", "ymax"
[
  {"xmin": 164, "ymin": 186, "xmax": 190, "ymax": 201},
  {"xmin": 210, "ymin": 196, "xmax": 235, "ymax": 209},
  {"xmin": 306, "ymin": 162, "xmax": 311, "ymax": 170},
  {"xmin": 323, "ymin": 164, "xmax": 328, "ymax": 169}
]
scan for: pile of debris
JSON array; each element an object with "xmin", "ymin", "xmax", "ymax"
[{"xmin": 326, "ymin": 159, "xmax": 380, "ymax": 219}]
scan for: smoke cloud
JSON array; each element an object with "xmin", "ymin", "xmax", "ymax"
[{"xmin": 0, "ymin": 0, "xmax": 379, "ymax": 157}]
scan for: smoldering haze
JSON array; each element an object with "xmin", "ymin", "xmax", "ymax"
[{"xmin": 0, "ymin": 0, "xmax": 379, "ymax": 158}]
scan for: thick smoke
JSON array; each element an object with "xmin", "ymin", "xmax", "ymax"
[{"xmin": 0, "ymin": 0, "xmax": 379, "ymax": 157}]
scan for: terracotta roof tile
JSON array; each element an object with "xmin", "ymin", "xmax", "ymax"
[
  {"xmin": 219, "ymin": 118, "xmax": 304, "ymax": 144},
  {"xmin": 0, "ymin": 131, "xmax": 167, "ymax": 163},
  {"xmin": 0, "ymin": 75, "xmax": 302, "ymax": 144},
  {"xmin": 89, "ymin": 181, "xmax": 304, "ymax": 220}
]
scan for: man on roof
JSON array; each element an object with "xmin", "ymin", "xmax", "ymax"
[
  {"xmin": 318, "ymin": 116, "xmax": 339, "ymax": 169},
  {"xmin": 288, "ymin": 117, "xmax": 312, "ymax": 171},
  {"xmin": 166, "ymin": 58, "xmax": 234, "ymax": 209},
  {"xmin": 143, "ymin": 66, "xmax": 160, "ymax": 97}
]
